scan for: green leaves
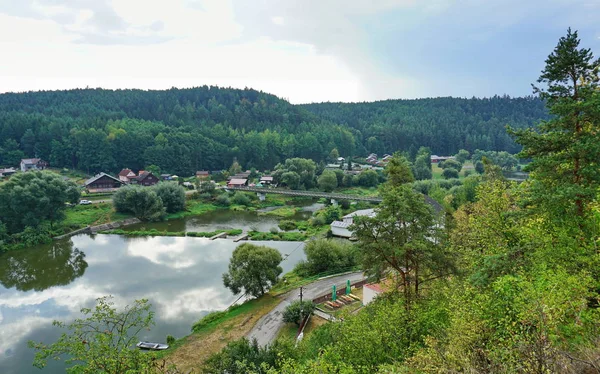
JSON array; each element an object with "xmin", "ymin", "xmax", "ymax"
[
  {"xmin": 113, "ymin": 185, "xmax": 166, "ymax": 221},
  {"xmin": 0, "ymin": 170, "xmax": 81, "ymax": 234},
  {"xmin": 282, "ymin": 300, "xmax": 315, "ymax": 326},
  {"xmin": 28, "ymin": 296, "xmax": 157, "ymax": 373},
  {"xmin": 222, "ymin": 243, "xmax": 283, "ymax": 297}
]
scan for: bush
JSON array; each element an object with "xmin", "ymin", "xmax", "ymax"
[
  {"xmin": 339, "ymin": 200, "xmax": 351, "ymax": 209},
  {"xmin": 269, "ymin": 227, "xmax": 279, "ymax": 234},
  {"xmin": 112, "ymin": 185, "xmax": 165, "ymax": 221},
  {"xmin": 232, "ymin": 191, "xmax": 252, "ymax": 206},
  {"xmin": 152, "ymin": 182, "xmax": 186, "ymax": 213},
  {"xmin": 215, "ymin": 195, "xmax": 231, "ymax": 206},
  {"xmin": 282, "ymin": 300, "xmax": 316, "ymax": 326},
  {"xmin": 278, "ymin": 220, "xmax": 297, "ymax": 231},
  {"xmin": 166, "ymin": 335, "xmax": 176, "ymax": 345},
  {"xmin": 301, "ymin": 238, "xmax": 359, "ymax": 275},
  {"xmin": 442, "ymin": 168, "xmax": 459, "ymax": 179}
]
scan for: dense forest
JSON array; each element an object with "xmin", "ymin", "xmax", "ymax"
[
  {"xmin": 0, "ymin": 88, "xmax": 548, "ymax": 176},
  {"xmin": 302, "ymin": 95, "xmax": 549, "ymax": 155}
]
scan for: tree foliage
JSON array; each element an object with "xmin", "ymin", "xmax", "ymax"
[
  {"xmin": 295, "ymin": 238, "xmax": 359, "ymax": 276},
  {"xmin": 510, "ymin": 28, "xmax": 600, "ymax": 220},
  {"xmin": 152, "ymin": 182, "xmax": 186, "ymax": 213},
  {"xmin": 113, "ymin": 185, "xmax": 166, "ymax": 221},
  {"xmin": 0, "ymin": 170, "xmax": 80, "ymax": 234},
  {"xmin": 28, "ymin": 296, "xmax": 158, "ymax": 373},
  {"xmin": 222, "ymin": 243, "xmax": 283, "ymax": 297},
  {"xmin": 282, "ymin": 300, "xmax": 316, "ymax": 326},
  {"xmin": 317, "ymin": 170, "xmax": 338, "ymax": 192}
]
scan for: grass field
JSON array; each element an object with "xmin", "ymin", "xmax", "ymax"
[
  {"xmin": 432, "ymin": 161, "xmax": 474, "ymax": 180},
  {"xmin": 60, "ymin": 203, "xmax": 131, "ymax": 230}
]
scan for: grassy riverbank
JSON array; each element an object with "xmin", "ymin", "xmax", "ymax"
[
  {"xmin": 98, "ymin": 228, "xmax": 243, "ymax": 237},
  {"xmin": 157, "ymin": 294, "xmax": 283, "ymax": 373},
  {"xmin": 157, "ymin": 267, "xmax": 356, "ymax": 371}
]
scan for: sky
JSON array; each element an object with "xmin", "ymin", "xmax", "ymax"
[{"xmin": 0, "ymin": 0, "xmax": 599, "ymax": 104}]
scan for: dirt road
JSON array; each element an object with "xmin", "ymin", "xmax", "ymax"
[{"xmin": 247, "ymin": 271, "xmax": 365, "ymax": 346}]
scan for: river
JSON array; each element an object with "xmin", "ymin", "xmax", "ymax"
[{"xmin": 0, "ymin": 234, "xmax": 306, "ymax": 374}]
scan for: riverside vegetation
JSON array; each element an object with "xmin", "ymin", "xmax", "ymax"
[{"xmin": 10, "ymin": 27, "xmax": 599, "ymax": 374}]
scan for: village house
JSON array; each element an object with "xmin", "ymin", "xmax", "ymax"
[
  {"xmin": 131, "ymin": 171, "xmax": 160, "ymax": 187},
  {"xmin": 196, "ymin": 171, "xmax": 210, "ymax": 180},
  {"xmin": 84, "ymin": 172, "xmax": 123, "ymax": 192},
  {"xmin": 362, "ymin": 279, "xmax": 395, "ymax": 305},
  {"xmin": 160, "ymin": 174, "xmax": 173, "ymax": 181},
  {"xmin": 259, "ymin": 176, "xmax": 273, "ymax": 186},
  {"xmin": 20, "ymin": 158, "xmax": 48, "ymax": 172},
  {"xmin": 118, "ymin": 168, "xmax": 137, "ymax": 183},
  {"xmin": 430, "ymin": 155, "xmax": 456, "ymax": 164},
  {"xmin": 330, "ymin": 208, "xmax": 376, "ymax": 238},
  {"xmin": 227, "ymin": 178, "xmax": 248, "ymax": 187},
  {"xmin": 0, "ymin": 167, "xmax": 17, "ymax": 177}
]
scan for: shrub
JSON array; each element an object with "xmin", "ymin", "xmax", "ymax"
[
  {"xmin": 278, "ymin": 220, "xmax": 297, "ymax": 231},
  {"xmin": 270, "ymin": 227, "xmax": 279, "ymax": 234},
  {"xmin": 301, "ymin": 238, "xmax": 359, "ymax": 275},
  {"xmin": 152, "ymin": 182, "xmax": 186, "ymax": 213},
  {"xmin": 442, "ymin": 168, "xmax": 459, "ymax": 179},
  {"xmin": 166, "ymin": 335, "xmax": 176, "ymax": 345},
  {"xmin": 282, "ymin": 300, "xmax": 316, "ymax": 326},
  {"xmin": 215, "ymin": 195, "xmax": 231, "ymax": 206},
  {"xmin": 232, "ymin": 191, "xmax": 252, "ymax": 206}
]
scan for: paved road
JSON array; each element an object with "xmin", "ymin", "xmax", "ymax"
[{"xmin": 247, "ymin": 271, "xmax": 365, "ymax": 346}]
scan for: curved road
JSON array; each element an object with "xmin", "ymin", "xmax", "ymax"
[{"xmin": 247, "ymin": 271, "xmax": 366, "ymax": 346}]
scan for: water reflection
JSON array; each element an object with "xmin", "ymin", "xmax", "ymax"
[
  {"xmin": 0, "ymin": 234, "xmax": 305, "ymax": 374},
  {"xmin": 0, "ymin": 240, "xmax": 87, "ymax": 292}
]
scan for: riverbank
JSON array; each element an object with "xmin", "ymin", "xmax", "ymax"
[{"xmin": 158, "ymin": 270, "xmax": 365, "ymax": 372}]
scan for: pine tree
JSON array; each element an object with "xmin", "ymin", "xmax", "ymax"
[{"xmin": 510, "ymin": 28, "xmax": 600, "ymax": 220}]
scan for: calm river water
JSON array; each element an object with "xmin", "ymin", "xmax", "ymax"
[{"xmin": 0, "ymin": 234, "xmax": 306, "ymax": 374}]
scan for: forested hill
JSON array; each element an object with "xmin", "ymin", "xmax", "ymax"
[
  {"xmin": 301, "ymin": 96, "xmax": 549, "ymax": 155},
  {"xmin": 0, "ymin": 87, "xmax": 548, "ymax": 175},
  {"xmin": 0, "ymin": 87, "xmax": 354, "ymax": 175}
]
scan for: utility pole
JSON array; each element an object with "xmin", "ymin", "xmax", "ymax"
[{"xmin": 299, "ymin": 286, "xmax": 303, "ymax": 303}]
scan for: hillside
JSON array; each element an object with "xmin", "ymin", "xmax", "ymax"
[
  {"xmin": 0, "ymin": 88, "xmax": 548, "ymax": 175},
  {"xmin": 301, "ymin": 96, "xmax": 549, "ymax": 155}
]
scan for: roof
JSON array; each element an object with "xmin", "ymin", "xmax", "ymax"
[
  {"xmin": 364, "ymin": 279, "xmax": 395, "ymax": 294},
  {"xmin": 160, "ymin": 174, "xmax": 172, "ymax": 177},
  {"xmin": 135, "ymin": 171, "xmax": 156, "ymax": 181},
  {"xmin": 118, "ymin": 168, "xmax": 135, "ymax": 177},
  {"xmin": 196, "ymin": 170, "xmax": 209, "ymax": 175},
  {"xmin": 330, "ymin": 221, "xmax": 352, "ymax": 228},
  {"xmin": 260, "ymin": 176, "xmax": 273, "ymax": 181},
  {"xmin": 85, "ymin": 172, "xmax": 121, "ymax": 186},
  {"xmin": 228, "ymin": 178, "xmax": 248, "ymax": 185},
  {"xmin": 21, "ymin": 158, "xmax": 41, "ymax": 164},
  {"xmin": 342, "ymin": 208, "xmax": 375, "ymax": 219}
]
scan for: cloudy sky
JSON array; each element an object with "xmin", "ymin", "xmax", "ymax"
[{"xmin": 0, "ymin": 0, "xmax": 599, "ymax": 103}]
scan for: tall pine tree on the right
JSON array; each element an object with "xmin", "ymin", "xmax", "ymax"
[{"xmin": 510, "ymin": 28, "xmax": 600, "ymax": 224}]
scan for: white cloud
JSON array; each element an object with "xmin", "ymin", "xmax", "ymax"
[{"xmin": 271, "ymin": 16, "xmax": 284, "ymax": 26}]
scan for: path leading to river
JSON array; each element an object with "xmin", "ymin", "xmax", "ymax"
[{"xmin": 246, "ymin": 271, "xmax": 366, "ymax": 346}]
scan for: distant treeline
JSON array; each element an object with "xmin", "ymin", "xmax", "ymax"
[
  {"xmin": 0, "ymin": 87, "xmax": 549, "ymax": 175},
  {"xmin": 301, "ymin": 96, "xmax": 549, "ymax": 155}
]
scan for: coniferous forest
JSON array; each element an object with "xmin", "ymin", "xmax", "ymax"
[{"xmin": 0, "ymin": 87, "xmax": 548, "ymax": 175}]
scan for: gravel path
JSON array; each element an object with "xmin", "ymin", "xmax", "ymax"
[{"xmin": 247, "ymin": 271, "xmax": 365, "ymax": 346}]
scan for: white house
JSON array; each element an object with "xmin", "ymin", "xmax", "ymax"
[
  {"xmin": 20, "ymin": 158, "xmax": 47, "ymax": 172},
  {"xmin": 362, "ymin": 282, "xmax": 384, "ymax": 305},
  {"xmin": 330, "ymin": 208, "xmax": 376, "ymax": 238}
]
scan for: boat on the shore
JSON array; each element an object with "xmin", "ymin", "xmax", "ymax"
[{"xmin": 136, "ymin": 341, "xmax": 169, "ymax": 350}]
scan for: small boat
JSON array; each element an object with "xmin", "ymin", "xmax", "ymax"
[{"xmin": 136, "ymin": 341, "xmax": 169, "ymax": 350}]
